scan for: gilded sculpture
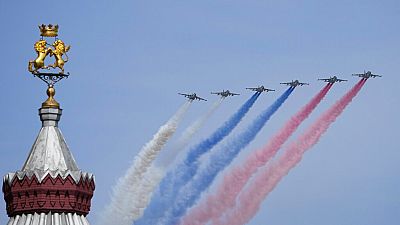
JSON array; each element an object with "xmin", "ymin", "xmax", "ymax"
[
  {"xmin": 28, "ymin": 24, "xmax": 70, "ymax": 75},
  {"xmin": 49, "ymin": 40, "xmax": 70, "ymax": 73},
  {"xmin": 28, "ymin": 40, "xmax": 52, "ymax": 73}
]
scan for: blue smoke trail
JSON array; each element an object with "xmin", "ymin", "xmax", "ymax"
[
  {"xmin": 159, "ymin": 87, "xmax": 294, "ymax": 225},
  {"xmin": 135, "ymin": 93, "xmax": 260, "ymax": 224}
]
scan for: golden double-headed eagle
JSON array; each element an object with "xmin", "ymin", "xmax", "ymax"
[{"xmin": 28, "ymin": 24, "xmax": 70, "ymax": 74}]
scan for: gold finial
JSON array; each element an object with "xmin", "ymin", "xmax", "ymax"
[
  {"xmin": 29, "ymin": 25, "xmax": 70, "ymax": 109},
  {"xmin": 39, "ymin": 24, "xmax": 59, "ymax": 37},
  {"xmin": 42, "ymin": 85, "xmax": 60, "ymax": 109}
]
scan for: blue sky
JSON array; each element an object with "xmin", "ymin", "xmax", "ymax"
[{"xmin": 0, "ymin": 1, "xmax": 399, "ymax": 224}]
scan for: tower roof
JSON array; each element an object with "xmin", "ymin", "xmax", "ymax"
[{"xmin": 22, "ymin": 108, "xmax": 79, "ymax": 172}]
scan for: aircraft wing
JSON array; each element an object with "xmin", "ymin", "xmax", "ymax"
[
  {"xmin": 337, "ymin": 79, "xmax": 348, "ymax": 82},
  {"xmin": 230, "ymin": 92, "xmax": 240, "ymax": 96},
  {"xmin": 196, "ymin": 96, "xmax": 207, "ymax": 101},
  {"xmin": 211, "ymin": 92, "xmax": 222, "ymax": 95},
  {"xmin": 178, "ymin": 93, "xmax": 190, "ymax": 97},
  {"xmin": 280, "ymin": 82, "xmax": 291, "ymax": 85},
  {"xmin": 299, "ymin": 82, "xmax": 309, "ymax": 86},
  {"xmin": 371, "ymin": 74, "xmax": 382, "ymax": 78},
  {"xmin": 352, "ymin": 74, "xmax": 364, "ymax": 76},
  {"xmin": 318, "ymin": 78, "xmax": 330, "ymax": 82},
  {"xmin": 246, "ymin": 87, "xmax": 258, "ymax": 91},
  {"xmin": 265, "ymin": 88, "xmax": 275, "ymax": 92}
]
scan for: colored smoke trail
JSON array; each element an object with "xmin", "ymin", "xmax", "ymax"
[
  {"xmin": 183, "ymin": 84, "xmax": 332, "ymax": 225},
  {"xmin": 98, "ymin": 102, "xmax": 191, "ymax": 225},
  {"xmin": 158, "ymin": 98, "xmax": 224, "ymax": 168},
  {"xmin": 160, "ymin": 88, "xmax": 294, "ymax": 225},
  {"xmin": 136, "ymin": 93, "xmax": 260, "ymax": 225},
  {"xmin": 129, "ymin": 99, "xmax": 224, "ymax": 221},
  {"xmin": 218, "ymin": 79, "xmax": 367, "ymax": 225}
]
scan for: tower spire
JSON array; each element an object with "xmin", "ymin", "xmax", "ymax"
[{"xmin": 2, "ymin": 24, "xmax": 95, "ymax": 225}]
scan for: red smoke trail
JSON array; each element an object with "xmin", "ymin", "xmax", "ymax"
[
  {"xmin": 216, "ymin": 79, "xmax": 367, "ymax": 225},
  {"xmin": 182, "ymin": 84, "xmax": 333, "ymax": 225}
]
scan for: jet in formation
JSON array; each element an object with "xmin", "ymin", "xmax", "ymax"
[
  {"xmin": 280, "ymin": 80, "xmax": 309, "ymax": 87},
  {"xmin": 318, "ymin": 76, "xmax": 347, "ymax": 84},
  {"xmin": 211, "ymin": 90, "xmax": 240, "ymax": 98},
  {"xmin": 179, "ymin": 93, "xmax": 207, "ymax": 101},
  {"xmin": 246, "ymin": 86, "xmax": 275, "ymax": 93},
  {"xmin": 352, "ymin": 71, "xmax": 382, "ymax": 79}
]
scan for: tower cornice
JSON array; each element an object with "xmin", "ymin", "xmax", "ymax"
[{"xmin": 3, "ymin": 172, "xmax": 95, "ymax": 217}]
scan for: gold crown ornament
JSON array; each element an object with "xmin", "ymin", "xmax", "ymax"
[{"xmin": 39, "ymin": 24, "xmax": 59, "ymax": 37}]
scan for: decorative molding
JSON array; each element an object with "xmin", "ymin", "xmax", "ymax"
[{"xmin": 3, "ymin": 172, "xmax": 95, "ymax": 217}]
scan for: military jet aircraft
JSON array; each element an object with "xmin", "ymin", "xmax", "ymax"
[
  {"xmin": 280, "ymin": 80, "xmax": 309, "ymax": 87},
  {"xmin": 211, "ymin": 90, "xmax": 240, "ymax": 98},
  {"xmin": 179, "ymin": 93, "xmax": 207, "ymax": 101},
  {"xmin": 318, "ymin": 76, "xmax": 347, "ymax": 84},
  {"xmin": 246, "ymin": 86, "xmax": 275, "ymax": 93},
  {"xmin": 352, "ymin": 70, "xmax": 382, "ymax": 79}
]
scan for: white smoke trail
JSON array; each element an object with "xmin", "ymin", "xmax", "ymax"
[
  {"xmin": 98, "ymin": 102, "xmax": 191, "ymax": 225},
  {"xmin": 129, "ymin": 166, "xmax": 164, "ymax": 220},
  {"xmin": 159, "ymin": 98, "xmax": 224, "ymax": 167},
  {"xmin": 128, "ymin": 99, "xmax": 224, "ymax": 222}
]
